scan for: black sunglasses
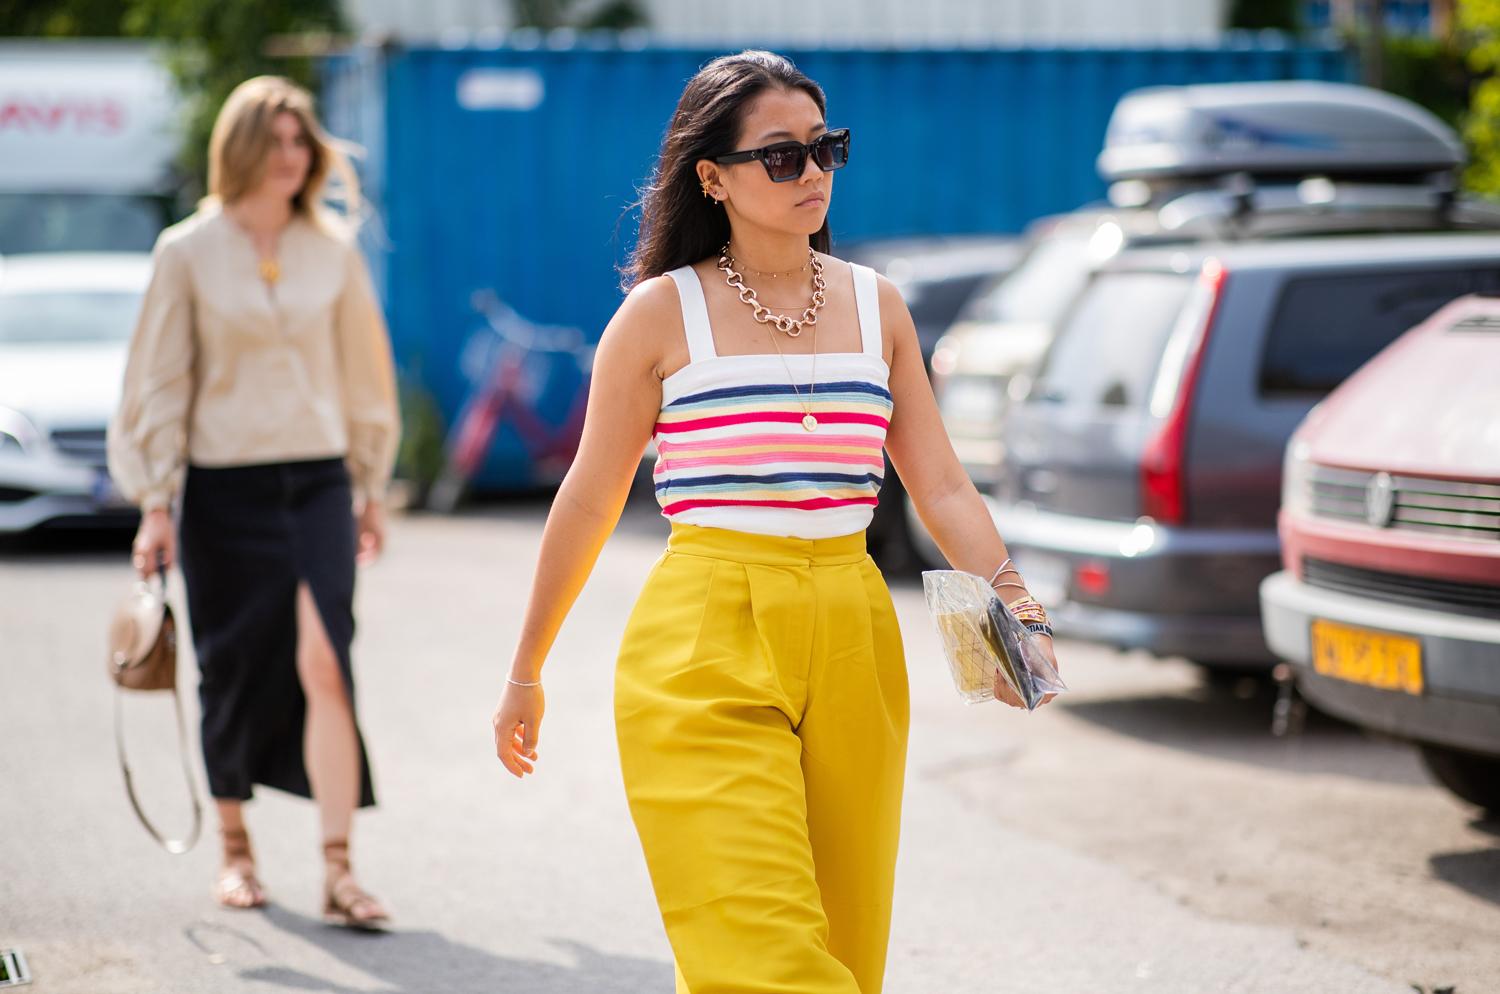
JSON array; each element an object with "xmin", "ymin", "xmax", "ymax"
[{"xmin": 714, "ymin": 129, "xmax": 851, "ymax": 183}]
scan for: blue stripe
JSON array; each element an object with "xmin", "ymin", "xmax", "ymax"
[
  {"xmin": 666, "ymin": 380, "xmax": 893, "ymax": 409},
  {"xmin": 657, "ymin": 471, "xmax": 884, "ymax": 494}
]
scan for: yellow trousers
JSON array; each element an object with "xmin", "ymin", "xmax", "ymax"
[{"xmin": 615, "ymin": 523, "xmax": 910, "ymax": 994}]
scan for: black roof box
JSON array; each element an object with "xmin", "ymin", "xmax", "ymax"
[{"xmin": 1098, "ymin": 81, "xmax": 1464, "ymax": 182}]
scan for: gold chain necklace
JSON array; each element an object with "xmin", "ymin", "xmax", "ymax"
[
  {"xmin": 717, "ymin": 246, "xmax": 823, "ymax": 432},
  {"xmin": 741, "ymin": 258, "xmax": 809, "ymax": 279},
  {"xmin": 717, "ymin": 246, "xmax": 826, "ymax": 337}
]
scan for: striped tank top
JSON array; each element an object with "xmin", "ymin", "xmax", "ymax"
[{"xmin": 652, "ymin": 262, "xmax": 891, "ymax": 540}]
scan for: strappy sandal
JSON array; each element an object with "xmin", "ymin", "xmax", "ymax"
[
  {"xmin": 213, "ymin": 827, "xmax": 268, "ymax": 909},
  {"xmin": 323, "ymin": 840, "xmax": 389, "ymax": 930}
]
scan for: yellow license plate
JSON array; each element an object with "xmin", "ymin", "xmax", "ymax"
[{"xmin": 1311, "ymin": 619, "xmax": 1423, "ymax": 695}]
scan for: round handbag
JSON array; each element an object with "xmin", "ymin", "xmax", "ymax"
[{"xmin": 107, "ymin": 564, "xmax": 202, "ymax": 854}]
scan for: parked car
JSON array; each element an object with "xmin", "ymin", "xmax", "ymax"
[
  {"xmin": 929, "ymin": 79, "xmax": 1480, "ymax": 495},
  {"xmin": 914, "ymin": 234, "xmax": 1500, "ymax": 666},
  {"xmin": 837, "ymin": 234, "xmax": 1023, "ymax": 364},
  {"xmin": 1261, "ymin": 296, "xmax": 1500, "ymax": 810},
  {"xmin": 0, "ymin": 252, "xmax": 149, "ymax": 532},
  {"xmin": 909, "ymin": 80, "xmax": 1500, "ymax": 667}
]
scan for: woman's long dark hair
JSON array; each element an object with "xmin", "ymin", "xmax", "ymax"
[{"xmin": 624, "ymin": 51, "xmax": 831, "ymax": 289}]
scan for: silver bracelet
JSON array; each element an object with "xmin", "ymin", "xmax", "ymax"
[
  {"xmin": 507, "ymin": 677, "xmax": 542, "ymax": 687},
  {"xmin": 989, "ymin": 558, "xmax": 1028, "ymax": 592}
]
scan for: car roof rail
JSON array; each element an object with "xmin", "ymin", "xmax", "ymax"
[{"xmin": 1115, "ymin": 176, "xmax": 1500, "ymax": 243}]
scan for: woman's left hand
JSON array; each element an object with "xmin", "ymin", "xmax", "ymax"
[
  {"xmin": 356, "ymin": 499, "xmax": 385, "ymax": 566},
  {"xmin": 993, "ymin": 636, "xmax": 1060, "ymax": 709}
]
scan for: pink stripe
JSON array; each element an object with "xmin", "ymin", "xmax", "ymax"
[
  {"xmin": 660, "ymin": 451, "xmax": 881, "ymax": 470},
  {"xmin": 660, "ymin": 432, "xmax": 883, "ymax": 453},
  {"xmin": 663, "ymin": 496, "xmax": 880, "ymax": 514},
  {"xmin": 656, "ymin": 411, "xmax": 890, "ymax": 434}
]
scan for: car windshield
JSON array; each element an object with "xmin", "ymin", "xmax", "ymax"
[
  {"xmin": 0, "ymin": 291, "xmax": 142, "ymax": 344},
  {"xmin": 1036, "ymin": 271, "xmax": 1194, "ymax": 410},
  {"xmin": 963, "ymin": 230, "xmax": 1094, "ymax": 325},
  {"xmin": 0, "ymin": 194, "xmax": 170, "ymax": 254}
]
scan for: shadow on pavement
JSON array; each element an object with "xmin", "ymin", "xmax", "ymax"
[
  {"xmin": 1430, "ymin": 848, "xmax": 1500, "ymax": 905},
  {"xmin": 251, "ymin": 903, "xmax": 672, "ymax": 994},
  {"xmin": 1061, "ymin": 678, "xmax": 1432, "ymax": 786}
]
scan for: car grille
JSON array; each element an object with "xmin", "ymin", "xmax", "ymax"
[
  {"xmin": 50, "ymin": 428, "xmax": 108, "ymax": 466},
  {"xmin": 1308, "ymin": 465, "xmax": 1500, "ymax": 543},
  {"xmin": 1303, "ymin": 557, "xmax": 1500, "ymax": 619}
]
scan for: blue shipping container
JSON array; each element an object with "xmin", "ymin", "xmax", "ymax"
[{"xmin": 324, "ymin": 43, "xmax": 1352, "ymax": 490}]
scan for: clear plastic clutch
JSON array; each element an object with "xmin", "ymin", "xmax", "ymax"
[{"xmin": 921, "ymin": 570, "xmax": 1067, "ymax": 709}]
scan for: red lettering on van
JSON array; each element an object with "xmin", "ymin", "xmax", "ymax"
[{"xmin": 0, "ymin": 97, "xmax": 128, "ymax": 134}]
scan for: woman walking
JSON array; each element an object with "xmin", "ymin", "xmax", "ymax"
[
  {"xmin": 109, "ymin": 76, "xmax": 399, "ymax": 928},
  {"xmin": 491, "ymin": 51, "xmax": 1057, "ymax": 992}
]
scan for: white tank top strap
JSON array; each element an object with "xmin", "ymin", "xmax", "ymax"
[
  {"xmin": 850, "ymin": 262, "xmax": 882, "ymax": 358},
  {"xmin": 666, "ymin": 265, "xmax": 717, "ymax": 364}
]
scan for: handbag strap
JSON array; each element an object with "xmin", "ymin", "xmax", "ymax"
[
  {"xmin": 113, "ymin": 560, "xmax": 203, "ymax": 855},
  {"xmin": 114, "ymin": 681, "xmax": 203, "ymax": 855}
]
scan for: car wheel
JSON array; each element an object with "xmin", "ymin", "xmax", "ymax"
[{"xmin": 1419, "ymin": 744, "xmax": 1500, "ymax": 814}]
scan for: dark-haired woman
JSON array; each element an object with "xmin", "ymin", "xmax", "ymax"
[{"xmin": 491, "ymin": 50, "xmax": 1058, "ymax": 992}]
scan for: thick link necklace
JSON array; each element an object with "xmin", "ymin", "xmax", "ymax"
[
  {"xmin": 717, "ymin": 245, "xmax": 824, "ymax": 431},
  {"xmin": 717, "ymin": 246, "xmax": 826, "ymax": 337}
]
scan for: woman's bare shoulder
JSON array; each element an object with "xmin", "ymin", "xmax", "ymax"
[{"xmin": 600, "ymin": 274, "xmax": 689, "ymax": 377}]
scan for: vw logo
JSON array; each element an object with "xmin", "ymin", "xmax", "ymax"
[{"xmin": 1365, "ymin": 471, "xmax": 1395, "ymax": 528}]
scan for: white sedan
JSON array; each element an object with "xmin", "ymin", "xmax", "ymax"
[{"xmin": 0, "ymin": 252, "xmax": 148, "ymax": 531}]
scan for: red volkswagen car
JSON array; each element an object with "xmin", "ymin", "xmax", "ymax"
[{"xmin": 1261, "ymin": 294, "xmax": 1500, "ymax": 812}]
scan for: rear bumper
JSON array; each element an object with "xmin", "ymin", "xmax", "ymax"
[
  {"xmin": 1048, "ymin": 599, "xmax": 1275, "ymax": 663},
  {"xmin": 1260, "ymin": 570, "xmax": 1500, "ymax": 755},
  {"xmin": 909, "ymin": 495, "xmax": 1280, "ymax": 664}
]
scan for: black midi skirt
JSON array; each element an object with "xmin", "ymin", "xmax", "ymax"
[{"xmin": 179, "ymin": 458, "xmax": 375, "ymax": 807}]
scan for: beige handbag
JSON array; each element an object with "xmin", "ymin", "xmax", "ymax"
[{"xmin": 107, "ymin": 563, "xmax": 202, "ymax": 854}]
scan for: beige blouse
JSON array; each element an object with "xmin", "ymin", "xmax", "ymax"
[{"xmin": 108, "ymin": 207, "xmax": 400, "ymax": 512}]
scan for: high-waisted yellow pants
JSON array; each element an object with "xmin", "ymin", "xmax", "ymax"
[{"xmin": 615, "ymin": 523, "xmax": 910, "ymax": 994}]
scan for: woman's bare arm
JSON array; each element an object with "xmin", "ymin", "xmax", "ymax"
[
  {"xmin": 492, "ymin": 277, "xmax": 684, "ymax": 776},
  {"xmin": 879, "ymin": 277, "xmax": 1057, "ymax": 707}
]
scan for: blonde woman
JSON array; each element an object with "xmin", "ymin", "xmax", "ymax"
[{"xmin": 108, "ymin": 76, "xmax": 399, "ymax": 927}]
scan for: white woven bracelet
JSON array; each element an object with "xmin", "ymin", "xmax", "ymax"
[{"xmin": 507, "ymin": 677, "xmax": 542, "ymax": 687}]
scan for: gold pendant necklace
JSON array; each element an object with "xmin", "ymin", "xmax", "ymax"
[
  {"xmin": 718, "ymin": 246, "xmax": 823, "ymax": 430},
  {"xmin": 767, "ymin": 308, "xmax": 818, "ymax": 431},
  {"xmin": 259, "ymin": 257, "xmax": 281, "ymax": 285}
]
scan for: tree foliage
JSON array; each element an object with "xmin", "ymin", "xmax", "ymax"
[
  {"xmin": 0, "ymin": 0, "xmax": 131, "ymax": 36},
  {"xmin": 124, "ymin": 0, "xmax": 343, "ymax": 193},
  {"xmin": 1, "ymin": 0, "xmax": 342, "ymax": 195},
  {"xmin": 1460, "ymin": 0, "xmax": 1500, "ymax": 195}
]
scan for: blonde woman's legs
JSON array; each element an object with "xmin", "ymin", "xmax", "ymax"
[
  {"xmin": 295, "ymin": 583, "xmax": 359, "ymax": 842},
  {"xmin": 295, "ymin": 583, "xmax": 387, "ymax": 926},
  {"xmin": 214, "ymin": 799, "xmax": 266, "ymax": 907}
]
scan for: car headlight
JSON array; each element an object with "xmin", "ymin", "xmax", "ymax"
[
  {"xmin": 0, "ymin": 406, "xmax": 41, "ymax": 457},
  {"xmin": 1282, "ymin": 435, "xmax": 1311, "ymax": 518}
]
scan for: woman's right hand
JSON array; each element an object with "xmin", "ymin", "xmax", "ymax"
[
  {"xmin": 492, "ymin": 679, "xmax": 544, "ymax": 779},
  {"xmin": 131, "ymin": 508, "xmax": 176, "ymax": 578}
]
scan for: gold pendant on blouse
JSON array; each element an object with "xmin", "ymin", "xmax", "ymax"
[
  {"xmin": 259, "ymin": 258, "xmax": 281, "ymax": 285},
  {"xmin": 802, "ymin": 414, "xmax": 818, "ymax": 432}
]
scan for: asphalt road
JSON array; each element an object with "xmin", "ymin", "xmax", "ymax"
[{"xmin": 3, "ymin": 502, "xmax": 1497, "ymax": 993}]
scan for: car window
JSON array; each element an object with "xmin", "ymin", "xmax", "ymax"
[
  {"xmin": 0, "ymin": 292, "xmax": 143, "ymax": 343},
  {"xmin": 963, "ymin": 231, "xmax": 1093, "ymax": 326},
  {"xmin": 1035, "ymin": 272, "xmax": 1194, "ymax": 410},
  {"xmin": 0, "ymin": 194, "xmax": 169, "ymax": 254},
  {"xmin": 1260, "ymin": 267, "xmax": 1500, "ymax": 396}
]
